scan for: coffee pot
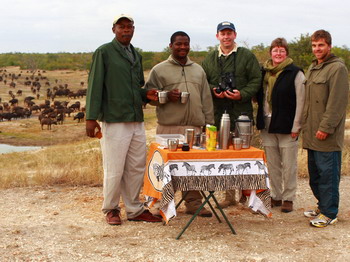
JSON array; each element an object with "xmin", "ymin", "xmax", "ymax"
[{"xmin": 235, "ymin": 112, "xmax": 253, "ymax": 149}]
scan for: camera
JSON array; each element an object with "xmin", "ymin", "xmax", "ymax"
[{"xmin": 215, "ymin": 72, "xmax": 236, "ymax": 94}]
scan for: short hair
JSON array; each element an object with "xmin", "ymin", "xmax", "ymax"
[
  {"xmin": 311, "ymin": 30, "xmax": 332, "ymax": 46},
  {"xmin": 170, "ymin": 31, "xmax": 190, "ymax": 44},
  {"xmin": 269, "ymin": 37, "xmax": 289, "ymax": 55}
]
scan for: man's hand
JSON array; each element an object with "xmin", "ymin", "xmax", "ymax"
[
  {"xmin": 167, "ymin": 89, "xmax": 181, "ymax": 102},
  {"xmin": 86, "ymin": 120, "xmax": 101, "ymax": 138},
  {"xmin": 146, "ymin": 89, "xmax": 158, "ymax": 101},
  {"xmin": 315, "ymin": 130, "xmax": 329, "ymax": 140},
  {"xmin": 291, "ymin": 132, "xmax": 299, "ymax": 139},
  {"xmin": 213, "ymin": 88, "xmax": 225, "ymax": 98},
  {"xmin": 224, "ymin": 89, "xmax": 242, "ymax": 100}
]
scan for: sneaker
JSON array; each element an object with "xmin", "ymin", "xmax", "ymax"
[
  {"xmin": 304, "ymin": 208, "xmax": 320, "ymax": 218},
  {"xmin": 310, "ymin": 213, "xmax": 338, "ymax": 228}
]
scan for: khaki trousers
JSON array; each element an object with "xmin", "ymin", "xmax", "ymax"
[
  {"xmin": 100, "ymin": 122, "xmax": 146, "ymax": 218},
  {"xmin": 157, "ymin": 124, "xmax": 203, "ymax": 209},
  {"xmin": 260, "ymin": 129, "xmax": 298, "ymax": 201}
]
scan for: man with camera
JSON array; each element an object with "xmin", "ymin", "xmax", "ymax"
[{"xmin": 202, "ymin": 21, "xmax": 261, "ymax": 208}]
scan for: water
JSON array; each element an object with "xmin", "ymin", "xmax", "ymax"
[{"xmin": 0, "ymin": 144, "xmax": 42, "ymax": 154}]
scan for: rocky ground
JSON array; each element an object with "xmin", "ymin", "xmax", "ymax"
[{"xmin": 1, "ymin": 177, "xmax": 350, "ymax": 262}]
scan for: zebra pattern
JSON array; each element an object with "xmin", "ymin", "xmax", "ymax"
[
  {"xmin": 254, "ymin": 161, "xmax": 268, "ymax": 175},
  {"xmin": 169, "ymin": 164, "xmax": 179, "ymax": 175},
  {"xmin": 235, "ymin": 162, "xmax": 251, "ymax": 174},
  {"xmin": 153, "ymin": 163, "xmax": 171, "ymax": 184},
  {"xmin": 172, "ymin": 174, "xmax": 268, "ymax": 192},
  {"xmin": 182, "ymin": 162, "xmax": 197, "ymax": 175},
  {"xmin": 159, "ymin": 182, "xmax": 175, "ymax": 210},
  {"xmin": 218, "ymin": 163, "xmax": 234, "ymax": 175},
  {"xmin": 199, "ymin": 164, "xmax": 215, "ymax": 175}
]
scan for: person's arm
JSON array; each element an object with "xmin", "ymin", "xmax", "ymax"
[
  {"xmin": 85, "ymin": 49, "xmax": 104, "ymax": 137},
  {"xmin": 86, "ymin": 120, "xmax": 101, "ymax": 138},
  {"xmin": 144, "ymin": 68, "xmax": 163, "ymax": 106},
  {"xmin": 236, "ymin": 51, "xmax": 262, "ymax": 102},
  {"xmin": 201, "ymin": 74, "xmax": 215, "ymax": 125},
  {"xmin": 291, "ymin": 71, "xmax": 306, "ymax": 137}
]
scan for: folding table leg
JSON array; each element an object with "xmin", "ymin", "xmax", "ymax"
[
  {"xmin": 175, "ymin": 191, "xmax": 189, "ymax": 209},
  {"xmin": 175, "ymin": 192, "xmax": 211, "ymax": 240},
  {"xmin": 200, "ymin": 191, "xmax": 222, "ymax": 223},
  {"xmin": 210, "ymin": 191, "xmax": 236, "ymax": 235},
  {"xmin": 176, "ymin": 191, "xmax": 236, "ymax": 239}
]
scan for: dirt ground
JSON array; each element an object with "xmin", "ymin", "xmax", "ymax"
[{"xmin": 1, "ymin": 177, "xmax": 350, "ymax": 262}]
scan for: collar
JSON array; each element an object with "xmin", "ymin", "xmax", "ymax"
[
  {"xmin": 312, "ymin": 53, "xmax": 336, "ymax": 67},
  {"xmin": 218, "ymin": 43, "xmax": 238, "ymax": 57},
  {"xmin": 115, "ymin": 39, "xmax": 132, "ymax": 50},
  {"xmin": 168, "ymin": 55, "xmax": 194, "ymax": 66}
]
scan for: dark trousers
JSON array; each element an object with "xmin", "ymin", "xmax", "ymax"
[{"xmin": 307, "ymin": 149, "xmax": 341, "ymax": 219}]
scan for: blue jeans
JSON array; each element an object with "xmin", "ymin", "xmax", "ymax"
[{"xmin": 307, "ymin": 149, "xmax": 341, "ymax": 219}]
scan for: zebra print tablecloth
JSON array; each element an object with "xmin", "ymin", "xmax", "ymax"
[{"xmin": 143, "ymin": 143, "xmax": 271, "ymax": 222}]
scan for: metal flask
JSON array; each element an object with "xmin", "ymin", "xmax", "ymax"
[
  {"xmin": 219, "ymin": 112, "xmax": 231, "ymax": 149},
  {"xmin": 235, "ymin": 113, "xmax": 253, "ymax": 149}
]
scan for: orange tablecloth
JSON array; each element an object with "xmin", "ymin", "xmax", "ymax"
[{"xmin": 143, "ymin": 143, "xmax": 271, "ymax": 221}]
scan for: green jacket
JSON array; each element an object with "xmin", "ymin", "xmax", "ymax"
[
  {"xmin": 202, "ymin": 47, "xmax": 262, "ymax": 130},
  {"xmin": 302, "ymin": 55, "xmax": 349, "ymax": 151},
  {"xmin": 86, "ymin": 38, "xmax": 147, "ymax": 122}
]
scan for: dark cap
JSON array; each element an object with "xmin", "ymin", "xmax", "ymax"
[{"xmin": 217, "ymin": 21, "xmax": 235, "ymax": 32}]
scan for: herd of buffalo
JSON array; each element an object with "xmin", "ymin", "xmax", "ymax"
[{"xmin": 0, "ymin": 68, "xmax": 87, "ymax": 129}]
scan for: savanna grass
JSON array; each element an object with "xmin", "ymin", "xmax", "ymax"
[{"xmin": 0, "ymin": 140, "xmax": 103, "ymax": 188}]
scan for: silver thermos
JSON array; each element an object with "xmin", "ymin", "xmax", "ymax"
[{"xmin": 219, "ymin": 111, "xmax": 230, "ymax": 149}]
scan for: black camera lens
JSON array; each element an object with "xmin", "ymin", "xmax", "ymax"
[{"xmin": 215, "ymin": 88, "xmax": 222, "ymax": 94}]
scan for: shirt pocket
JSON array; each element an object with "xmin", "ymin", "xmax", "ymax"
[{"xmin": 311, "ymin": 76, "xmax": 328, "ymax": 111}]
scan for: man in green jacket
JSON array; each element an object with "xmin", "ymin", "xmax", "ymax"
[
  {"xmin": 85, "ymin": 14, "xmax": 161, "ymax": 225},
  {"xmin": 202, "ymin": 21, "xmax": 261, "ymax": 208},
  {"xmin": 302, "ymin": 30, "xmax": 349, "ymax": 228}
]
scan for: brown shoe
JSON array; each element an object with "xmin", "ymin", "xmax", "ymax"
[
  {"xmin": 128, "ymin": 210, "xmax": 162, "ymax": 222},
  {"xmin": 217, "ymin": 190, "xmax": 237, "ymax": 208},
  {"xmin": 281, "ymin": 201, "xmax": 293, "ymax": 213},
  {"xmin": 217, "ymin": 199, "xmax": 237, "ymax": 209},
  {"xmin": 185, "ymin": 207, "xmax": 213, "ymax": 217},
  {"xmin": 106, "ymin": 210, "xmax": 122, "ymax": 225},
  {"xmin": 271, "ymin": 198, "xmax": 282, "ymax": 208}
]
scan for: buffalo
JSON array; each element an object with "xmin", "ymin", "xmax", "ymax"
[
  {"xmin": 73, "ymin": 112, "xmax": 85, "ymax": 123},
  {"xmin": 40, "ymin": 117, "xmax": 57, "ymax": 130}
]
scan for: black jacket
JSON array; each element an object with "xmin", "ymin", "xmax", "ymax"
[{"xmin": 256, "ymin": 64, "xmax": 302, "ymax": 133}]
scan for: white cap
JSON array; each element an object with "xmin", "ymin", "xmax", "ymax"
[{"xmin": 113, "ymin": 14, "xmax": 134, "ymax": 25}]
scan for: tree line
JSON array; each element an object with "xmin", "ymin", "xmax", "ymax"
[{"xmin": 0, "ymin": 34, "xmax": 349, "ymax": 72}]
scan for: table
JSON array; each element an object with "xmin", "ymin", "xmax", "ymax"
[{"xmin": 143, "ymin": 143, "xmax": 271, "ymax": 238}]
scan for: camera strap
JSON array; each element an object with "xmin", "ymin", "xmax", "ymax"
[{"xmin": 218, "ymin": 50, "xmax": 236, "ymax": 76}]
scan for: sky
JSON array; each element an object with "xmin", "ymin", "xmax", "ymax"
[{"xmin": 1, "ymin": 0, "xmax": 349, "ymax": 53}]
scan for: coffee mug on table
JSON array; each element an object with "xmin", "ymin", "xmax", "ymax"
[
  {"xmin": 233, "ymin": 138, "xmax": 243, "ymax": 150},
  {"xmin": 167, "ymin": 139, "xmax": 179, "ymax": 151}
]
